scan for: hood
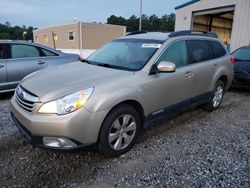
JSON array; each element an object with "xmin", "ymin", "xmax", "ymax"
[{"xmin": 20, "ymin": 62, "xmax": 134, "ymax": 102}]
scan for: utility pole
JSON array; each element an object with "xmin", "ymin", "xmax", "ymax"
[{"xmin": 139, "ymin": 0, "xmax": 142, "ymax": 31}]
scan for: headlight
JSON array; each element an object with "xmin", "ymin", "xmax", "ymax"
[{"xmin": 38, "ymin": 88, "xmax": 94, "ymax": 115}]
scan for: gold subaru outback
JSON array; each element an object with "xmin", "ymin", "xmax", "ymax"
[{"xmin": 11, "ymin": 31, "xmax": 234, "ymax": 157}]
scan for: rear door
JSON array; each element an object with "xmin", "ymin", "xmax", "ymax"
[
  {"xmin": 0, "ymin": 43, "xmax": 7, "ymax": 91},
  {"xmin": 6, "ymin": 43, "xmax": 48, "ymax": 89},
  {"xmin": 187, "ymin": 39, "xmax": 221, "ymax": 95}
]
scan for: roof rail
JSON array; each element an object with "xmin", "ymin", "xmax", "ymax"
[
  {"xmin": 169, "ymin": 30, "xmax": 218, "ymax": 38},
  {"xmin": 126, "ymin": 31, "xmax": 147, "ymax": 36},
  {"xmin": 0, "ymin": 39, "xmax": 29, "ymax": 42}
]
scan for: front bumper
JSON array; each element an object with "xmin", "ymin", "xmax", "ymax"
[{"xmin": 10, "ymin": 97, "xmax": 109, "ymax": 150}]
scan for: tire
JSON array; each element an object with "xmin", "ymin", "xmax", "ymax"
[
  {"xmin": 203, "ymin": 80, "xmax": 225, "ymax": 112},
  {"xmin": 98, "ymin": 104, "xmax": 142, "ymax": 157}
]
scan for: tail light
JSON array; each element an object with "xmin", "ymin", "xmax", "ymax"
[
  {"xmin": 230, "ymin": 56, "xmax": 235, "ymax": 63},
  {"xmin": 78, "ymin": 56, "xmax": 84, "ymax": 62}
]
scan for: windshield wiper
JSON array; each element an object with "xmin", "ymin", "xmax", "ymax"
[
  {"xmin": 95, "ymin": 63, "xmax": 135, "ymax": 71},
  {"xmin": 80, "ymin": 59, "xmax": 91, "ymax": 64}
]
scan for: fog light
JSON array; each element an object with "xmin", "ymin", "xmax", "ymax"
[{"xmin": 43, "ymin": 137, "xmax": 77, "ymax": 149}]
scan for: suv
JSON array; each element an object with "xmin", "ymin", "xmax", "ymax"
[
  {"xmin": 11, "ymin": 31, "xmax": 234, "ymax": 157},
  {"xmin": 0, "ymin": 40, "xmax": 79, "ymax": 93}
]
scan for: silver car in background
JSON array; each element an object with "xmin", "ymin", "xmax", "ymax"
[{"xmin": 0, "ymin": 40, "xmax": 79, "ymax": 93}]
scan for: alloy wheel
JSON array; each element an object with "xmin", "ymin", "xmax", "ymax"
[
  {"xmin": 212, "ymin": 85, "xmax": 224, "ymax": 108},
  {"xmin": 108, "ymin": 114, "xmax": 137, "ymax": 151}
]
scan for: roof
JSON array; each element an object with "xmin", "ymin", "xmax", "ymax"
[
  {"xmin": 121, "ymin": 32, "xmax": 171, "ymax": 42},
  {"xmin": 0, "ymin": 40, "xmax": 64, "ymax": 54},
  {"xmin": 120, "ymin": 30, "xmax": 219, "ymax": 42},
  {"xmin": 34, "ymin": 22, "xmax": 126, "ymax": 32},
  {"xmin": 175, "ymin": 0, "xmax": 200, "ymax": 10}
]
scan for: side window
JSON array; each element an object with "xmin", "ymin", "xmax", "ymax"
[
  {"xmin": 40, "ymin": 48, "xmax": 58, "ymax": 57},
  {"xmin": 210, "ymin": 41, "xmax": 227, "ymax": 58},
  {"xmin": 0, "ymin": 44, "xmax": 4, "ymax": 59},
  {"xmin": 69, "ymin": 32, "xmax": 75, "ymax": 40},
  {"xmin": 157, "ymin": 40, "xmax": 188, "ymax": 68},
  {"xmin": 11, "ymin": 44, "xmax": 40, "ymax": 59},
  {"xmin": 188, "ymin": 40, "xmax": 214, "ymax": 63}
]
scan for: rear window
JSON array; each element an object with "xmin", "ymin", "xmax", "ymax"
[
  {"xmin": 210, "ymin": 41, "xmax": 226, "ymax": 58},
  {"xmin": 232, "ymin": 47, "xmax": 250, "ymax": 61},
  {"xmin": 188, "ymin": 40, "xmax": 214, "ymax": 63}
]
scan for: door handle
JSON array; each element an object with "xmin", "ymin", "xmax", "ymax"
[
  {"xmin": 184, "ymin": 71, "xmax": 193, "ymax": 78},
  {"xmin": 212, "ymin": 64, "xmax": 218, "ymax": 69},
  {"xmin": 0, "ymin": 65, "xmax": 4, "ymax": 68},
  {"xmin": 37, "ymin": 61, "xmax": 47, "ymax": 65}
]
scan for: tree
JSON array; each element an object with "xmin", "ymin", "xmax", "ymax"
[
  {"xmin": 107, "ymin": 13, "xmax": 176, "ymax": 32},
  {"xmin": 5, "ymin": 21, "xmax": 11, "ymax": 28},
  {"xmin": 0, "ymin": 22, "xmax": 34, "ymax": 40},
  {"xmin": 126, "ymin": 15, "xmax": 139, "ymax": 32},
  {"xmin": 107, "ymin": 15, "xmax": 126, "ymax": 26}
]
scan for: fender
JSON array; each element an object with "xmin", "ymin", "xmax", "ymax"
[
  {"xmin": 209, "ymin": 64, "xmax": 233, "ymax": 91},
  {"xmin": 84, "ymin": 86, "xmax": 150, "ymax": 116}
]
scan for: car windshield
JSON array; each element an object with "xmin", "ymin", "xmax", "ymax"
[
  {"xmin": 232, "ymin": 47, "xmax": 250, "ymax": 61},
  {"xmin": 87, "ymin": 39, "xmax": 163, "ymax": 71}
]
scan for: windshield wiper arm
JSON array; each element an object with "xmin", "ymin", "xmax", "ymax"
[{"xmin": 96, "ymin": 63, "xmax": 135, "ymax": 71}]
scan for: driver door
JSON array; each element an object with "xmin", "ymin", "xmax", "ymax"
[{"xmin": 143, "ymin": 40, "xmax": 196, "ymax": 115}]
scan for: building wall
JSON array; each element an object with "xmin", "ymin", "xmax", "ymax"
[
  {"xmin": 81, "ymin": 23, "xmax": 126, "ymax": 49},
  {"xmin": 231, "ymin": 0, "xmax": 250, "ymax": 52},
  {"xmin": 33, "ymin": 23, "xmax": 80, "ymax": 49},
  {"xmin": 33, "ymin": 22, "xmax": 126, "ymax": 58},
  {"xmin": 175, "ymin": 0, "xmax": 250, "ymax": 51}
]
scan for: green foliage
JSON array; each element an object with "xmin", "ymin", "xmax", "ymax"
[
  {"xmin": 107, "ymin": 13, "xmax": 176, "ymax": 32},
  {"xmin": 0, "ymin": 22, "xmax": 34, "ymax": 41},
  {"xmin": 1, "ymin": 14, "xmax": 176, "ymax": 41}
]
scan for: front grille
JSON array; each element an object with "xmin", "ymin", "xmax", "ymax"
[{"xmin": 15, "ymin": 85, "xmax": 39, "ymax": 112}]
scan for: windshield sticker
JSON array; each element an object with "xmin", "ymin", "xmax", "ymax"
[{"xmin": 141, "ymin": 43, "xmax": 161, "ymax": 49}]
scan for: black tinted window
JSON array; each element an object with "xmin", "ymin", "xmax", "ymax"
[
  {"xmin": 210, "ymin": 41, "xmax": 226, "ymax": 58},
  {"xmin": 188, "ymin": 40, "xmax": 214, "ymax": 63},
  {"xmin": 0, "ymin": 44, "xmax": 4, "ymax": 59},
  {"xmin": 157, "ymin": 40, "xmax": 188, "ymax": 68}
]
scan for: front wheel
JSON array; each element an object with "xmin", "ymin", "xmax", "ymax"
[
  {"xmin": 203, "ymin": 80, "xmax": 225, "ymax": 112},
  {"xmin": 98, "ymin": 104, "xmax": 141, "ymax": 157}
]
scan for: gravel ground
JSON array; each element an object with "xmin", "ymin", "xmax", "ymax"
[{"xmin": 0, "ymin": 90, "xmax": 249, "ymax": 187}]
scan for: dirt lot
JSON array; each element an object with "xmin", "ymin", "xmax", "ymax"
[{"xmin": 0, "ymin": 90, "xmax": 249, "ymax": 187}]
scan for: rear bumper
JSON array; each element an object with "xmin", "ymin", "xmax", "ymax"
[{"xmin": 232, "ymin": 74, "xmax": 250, "ymax": 87}]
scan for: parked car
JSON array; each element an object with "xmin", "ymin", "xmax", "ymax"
[
  {"xmin": 231, "ymin": 45, "xmax": 250, "ymax": 88},
  {"xmin": 11, "ymin": 31, "xmax": 234, "ymax": 157},
  {"xmin": 0, "ymin": 40, "xmax": 79, "ymax": 93}
]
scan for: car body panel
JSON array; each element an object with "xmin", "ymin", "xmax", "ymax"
[
  {"xmin": 232, "ymin": 60, "xmax": 250, "ymax": 87},
  {"xmin": 231, "ymin": 46, "xmax": 250, "ymax": 87},
  {"xmin": 0, "ymin": 41, "xmax": 79, "ymax": 93},
  {"xmin": 10, "ymin": 32, "xmax": 234, "ymax": 150},
  {"xmin": 10, "ymin": 96, "xmax": 109, "ymax": 144},
  {"xmin": 20, "ymin": 62, "xmax": 134, "ymax": 102}
]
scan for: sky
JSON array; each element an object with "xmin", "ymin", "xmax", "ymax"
[{"xmin": 0, "ymin": 0, "xmax": 188, "ymax": 28}]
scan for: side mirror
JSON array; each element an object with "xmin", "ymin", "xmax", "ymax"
[{"xmin": 157, "ymin": 61, "xmax": 176, "ymax": 73}]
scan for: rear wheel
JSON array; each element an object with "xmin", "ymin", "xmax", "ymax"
[
  {"xmin": 98, "ymin": 104, "xmax": 141, "ymax": 157},
  {"xmin": 203, "ymin": 80, "xmax": 225, "ymax": 112}
]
